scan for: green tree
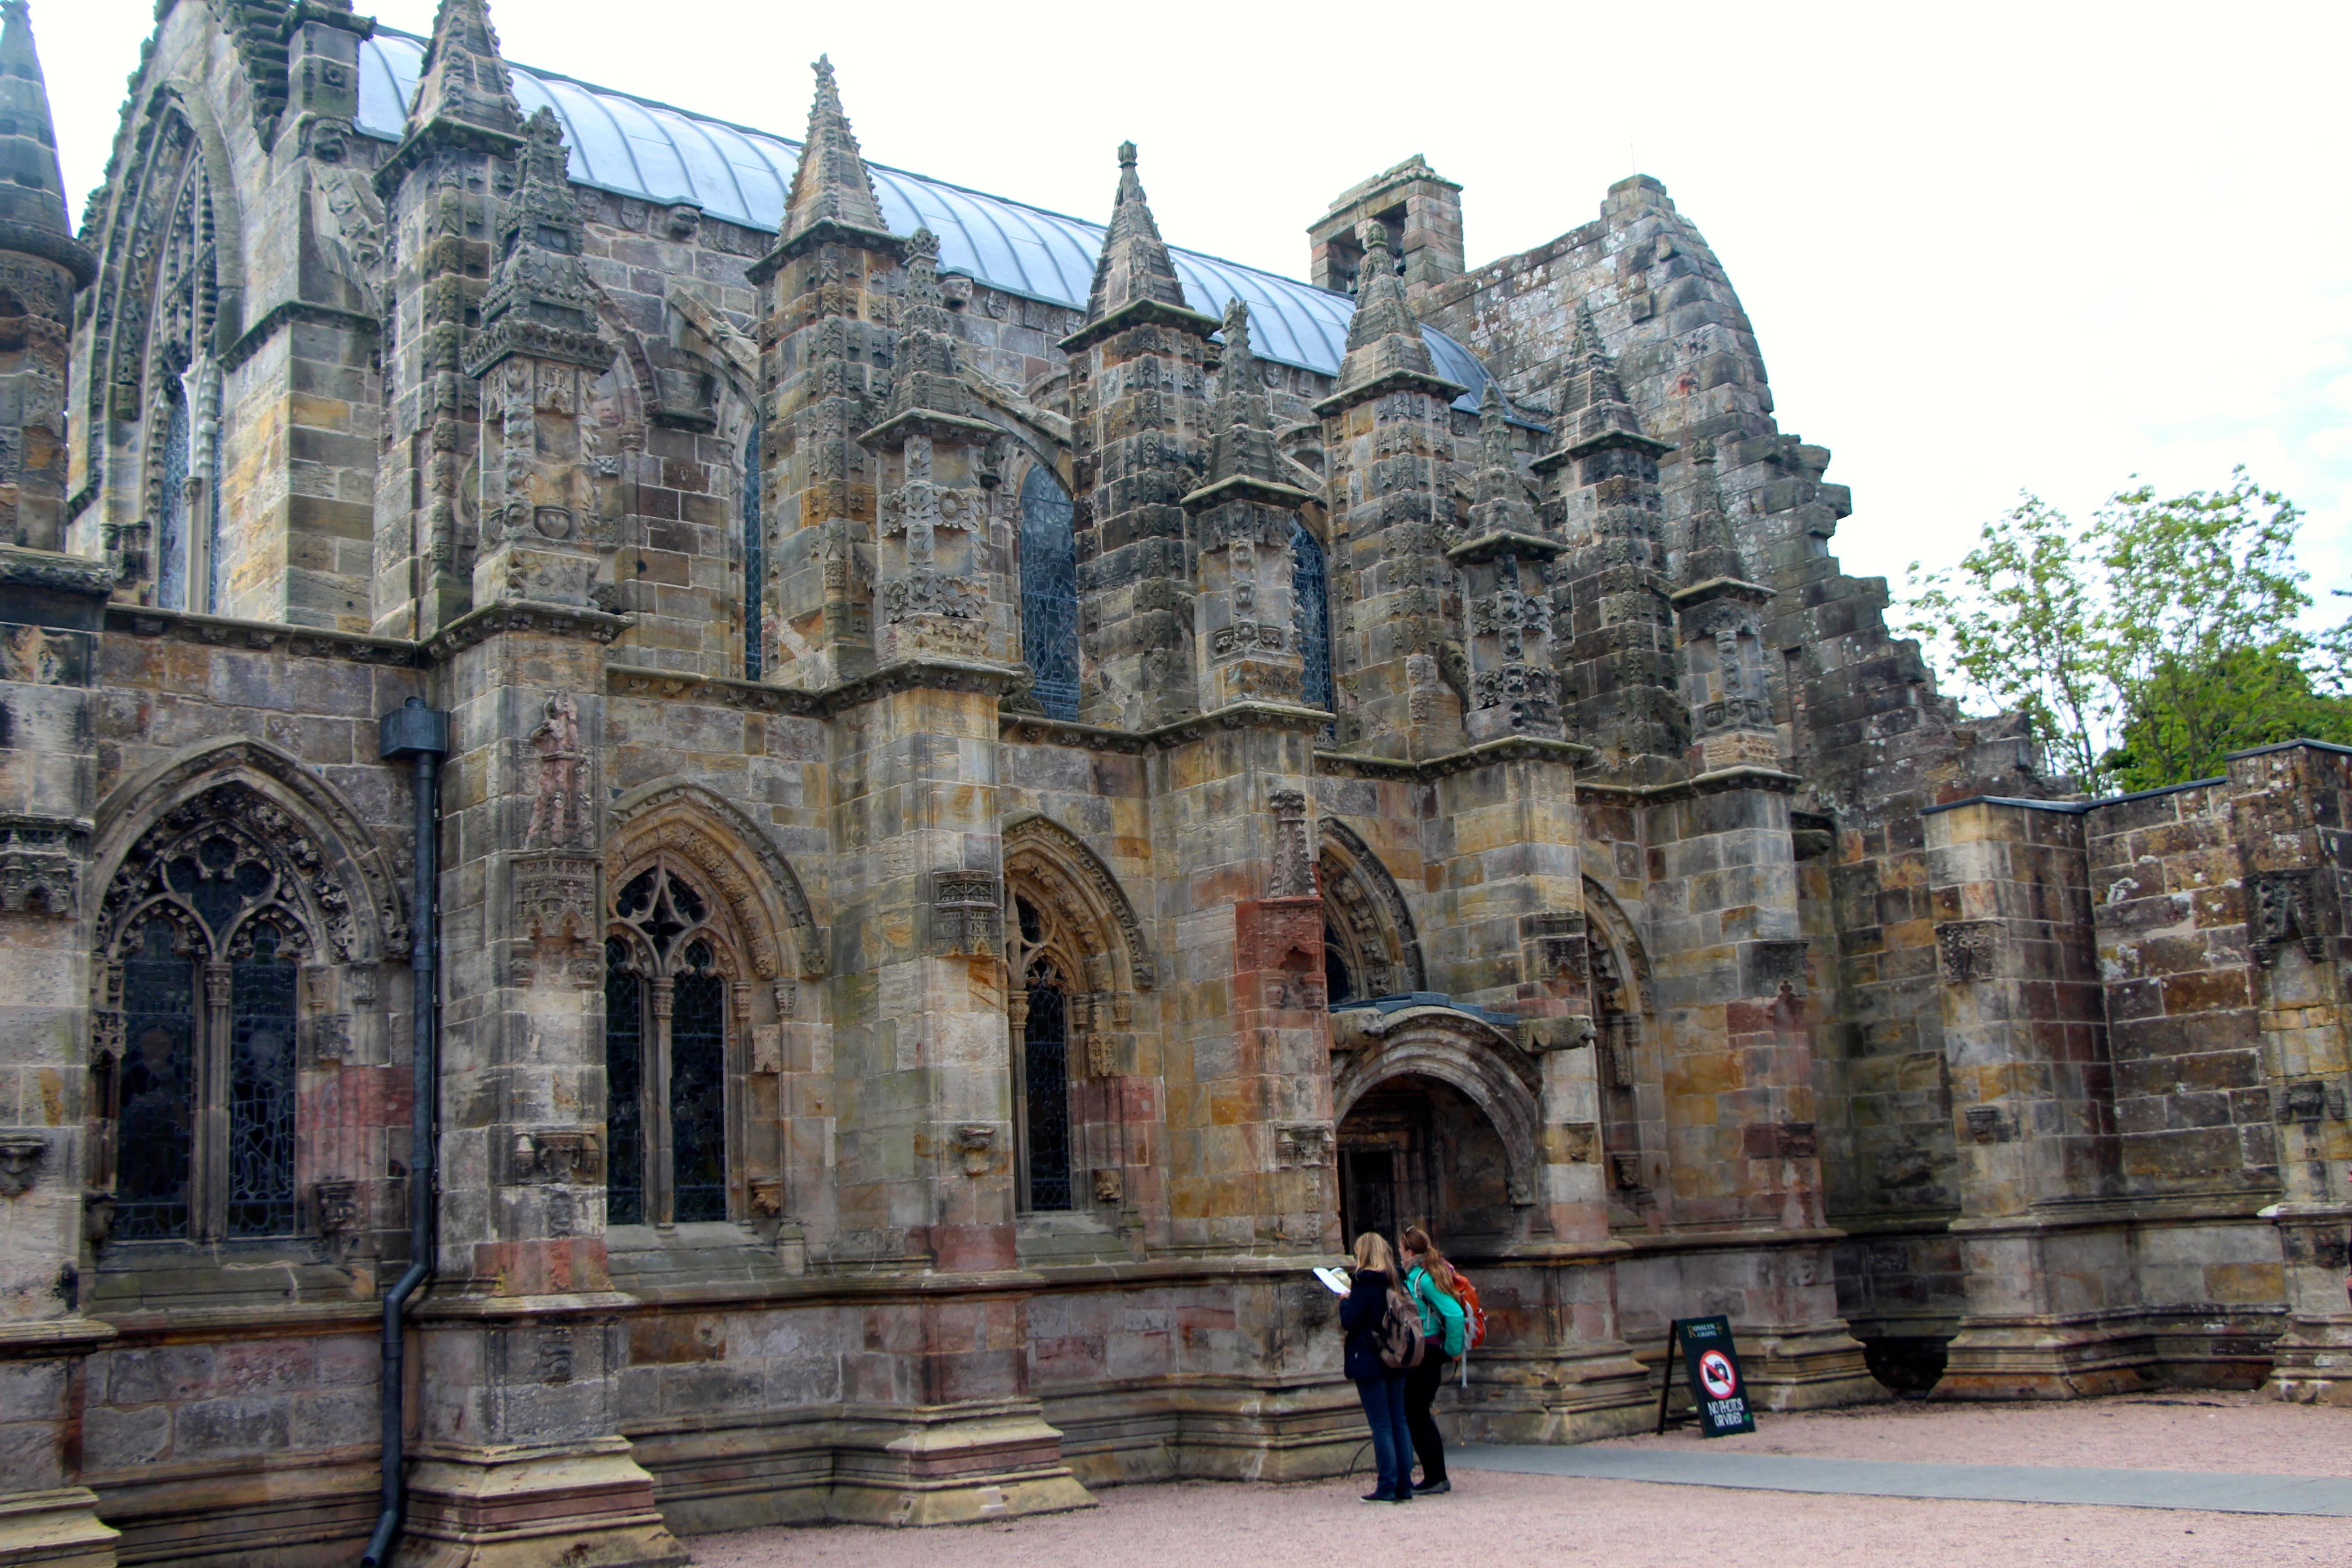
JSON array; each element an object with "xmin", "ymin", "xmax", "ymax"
[{"xmin": 1904, "ymin": 469, "xmax": 2347, "ymax": 794}]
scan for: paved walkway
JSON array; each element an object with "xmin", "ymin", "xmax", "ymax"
[{"xmin": 1454, "ymin": 1443, "xmax": 2352, "ymax": 1515}]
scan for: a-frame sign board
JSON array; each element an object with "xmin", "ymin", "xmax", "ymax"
[{"xmin": 1656, "ymin": 1315, "xmax": 1757, "ymax": 1437}]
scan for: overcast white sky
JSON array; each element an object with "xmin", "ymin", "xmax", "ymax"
[{"xmin": 40, "ymin": 0, "xmax": 2352, "ymax": 621}]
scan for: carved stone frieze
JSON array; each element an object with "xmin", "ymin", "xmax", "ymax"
[
  {"xmin": 1268, "ymin": 788, "xmax": 1314, "ymax": 898},
  {"xmin": 0, "ymin": 813, "xmax": 85, "ymax": 918},
  {"xmin": 1936, "ymin": 920, "xmax": 2004, "ymax": 985},
  {"xmin": 928, "ymin": 870, "xmax": 1004, "ymax": 957},
  {"xmin": 513, "ymin": 1128, "xmax": 603, "ymax": 1183},
  {"xmin": 2249, "ymin": 868, "xmax": 2330, "ymax": 965},
  {"xmin": 1275, "ymin": 1122, "xmax": 1334, "ymax": 1167},
  {"xmin": 525, "ymin": 692, "xmax": 593, "ymax": 850}
]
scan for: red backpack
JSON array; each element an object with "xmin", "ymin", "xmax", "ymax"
[{"xmin": 1448, "ymin": 1267, "xmax": 1489, "ymax": 1351}]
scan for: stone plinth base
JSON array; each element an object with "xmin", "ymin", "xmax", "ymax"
[
  {"xmin": 1935, "ymin": 1318, "xmax": 2154, "ymax": 1399},
  {"xmin": 1740, "ymin": 1323, "xmax": 1891, "ymax": 1411},
  {"xmin": 393, "ymin": 1440, "xmax": 687, "ymax": 1568},
  {"xmin": 1449, "ymin": 1344, "xmax": 1656, "ymax": 1444},
  {"xmin": 828, "ymin": 1403, "xmax": 1093, "ymax": 1527},
  {"xmin": 0, "ymin": 1490, "xmax": 117, "ymax": 1568},
  {"xmin": 2264, "ymin": 1318, "xmax": 2352, "ymax": 1406}
]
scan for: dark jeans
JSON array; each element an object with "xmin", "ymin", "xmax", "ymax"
[
  {"xmin": 1404, "ymin": 1353, "xmax": 1450, "ymax": 1484},
  {"xmin": 1353, "ymin": 1371, "xmax": 1413, "ymax": 1497}
]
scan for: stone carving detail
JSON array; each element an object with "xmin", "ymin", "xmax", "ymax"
[
  {"xmin": 1777, "ymin": 1122, "xmax": 1818, "ymax": 1159},
  {"xmin": 1092, "ymin": 1168, "xmax": 1123, "ymax": 1204},
  {"xmin": 953, "ymin": 1124, "xmax": 995, "ymax": 1176},
  {"xmin": 931, "ymin": 872, "xmax": 1004, "ymax": 958},
  {"xmin": 514, "ymin": 1129, "xmax": 603, "ymax": 1182},
  {"xmin": 609, "ymin": 784, "xmax": 828, "ymax": 980},
  {"xmin": 0, "ymin": 1134, "xmax": 45, "ymax": 1196},
  {"xmin": 1936, "ymin": 921, "xmax": 2004, "ymax": 985},
  {"xmin": 1269, "ymin": 789, "xmax": 1313, "ymax": 898},
  {"xmin": 1609, "ymin": 1151, "xmax": 1643, "ymax": 1191},
  {"xmin": 0, "ymin": 814, "xmax": 85, "ymax": 918},
  {"xmin": 513, "ymin": 852, "xmax": 600, "ymax": 985},
  {"xmin": 1275, "ymin": 1123, "xmax": 1334, "ymax": 1167},
  {"xmin": 1558, "ymin": 1122, "xmax": 1600, "ymax": 1163},
  {"xmin": 97, "ymin": 782, "xmax": 349, "ymax": 962},
  {"xmin": 1319, "ymin": 821, "xmax": 1426, "ymax": 997},
  {"xmin": 525, "ymin": 692, "xmax": 592, "ymax": 850},
  {"xmin": 1749, "ymin": 939, "xmax": 1809, "ymax": 996},
  {"xmin": 1965, "ymin": 1105, "xmax": 2016, "ymax": 1144},
  {"xmin": 538, "ymin": 1325, "xmax": 575, "ymax": 1384},
  {"xmin": 2249, "ymin": 869, "xmax": 2328, "ymax": 965},
  {"xmin": 748, "ymin": 1177, "xmax": 785, "ymax": 1217},
  {"xmin": 313, "ymin": 1179, "xmax": 360, "ymax": 1253},
  {"xmin": 2278, "ymin": 1080, "xmax": 2346, "ymax": 1122},
  {"xmin": 1523, "ymin": 1015, "xmax": 1597, "ymax": 1053}
]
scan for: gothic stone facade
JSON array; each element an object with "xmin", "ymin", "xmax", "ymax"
[{"xmin": 0, "ymin": 1, "xmax": 2346, "ymax": 1564}]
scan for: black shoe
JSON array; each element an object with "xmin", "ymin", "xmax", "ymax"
[
  {"xmin": 1421, "ymin": 1478, "xmax": 1450, "ymax": 1494},
  {"xmin": 1361, "ymin": 1491, "xmax": 1389, "ymax": 1503},
  {"xmin": 1390, "ymin": 1490, "xmax": 1413, "ymax": 1502}
]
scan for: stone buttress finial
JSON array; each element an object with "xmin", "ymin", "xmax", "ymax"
[
  {"xmin": 1200, "ymin": 300, "xmax": 1284, "ymax": 489},
  {"xmin": 780, "ymin": 54, "xmax": 891, "ymax": 245},
  {"xmin": 1082, "ymin": 140, "xmax": 1191, "ymax": 323},
  {"xmin": 466, "ymin": 105, "xmax": 607, "ymax": 374},
  {"xmin": 1330, "ymin": 220, "xmax": 1454, "ymax": 402},
  {"xmin": 407, "ymin": 0, "xmax": 522, "ymax": 138},
  {"xmin": 1680, "ymin": 437, "xmax": 1753, "ymax": 587},
  {"xmin": 1466, "ymin": 379, "xmax": 1536, "ymax": 539}
]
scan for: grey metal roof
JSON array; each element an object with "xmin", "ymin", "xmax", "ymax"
[{"xmin": 356, "ymin": 28, "xmax": 1505, "ymax": 410}]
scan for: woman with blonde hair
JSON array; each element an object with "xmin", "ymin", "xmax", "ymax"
[
  {"xmin": 1399, "ymin": 1225, "xmax": 1468, "ymax": 1494},
  {"xmin": 1338, "ymin": 1230, "xmax": 1416, "ymax": 1502}
]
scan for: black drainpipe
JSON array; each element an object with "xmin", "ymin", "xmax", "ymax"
[{"xmin": 367, "ymin": 697, "xmax": 449, "ymax": 1568}]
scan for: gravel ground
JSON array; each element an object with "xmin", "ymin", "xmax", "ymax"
[{"xmin": 685, "ymin": 1395, "xmax": 2352, "ymax": 1568}]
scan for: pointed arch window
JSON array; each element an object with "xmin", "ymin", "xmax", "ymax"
[
  {"xmin": 1290, "ymin": 518, "xmax": 1333, "ymax": 714},
  {"xmin": 1019, "ymin": 465, "xmax": 1079, "ymax": 720},
  {"xmin": 97, "ymin": 806, "xmax": 317, "ymax": 1242},
  {"xmin": 155, "ymin": 392, "xmax": 191, "ymax": 611},
  {"xmin": 606, "ymin": 861, "xmax": 739, "ymax": 1225},
  {"xmin": 1010, "ymin": 894, "xmax": 1073, "ymax": 1211},
  {"xmin": 742, "ymin": 416, "xmax": 765, "ymax": 681}
]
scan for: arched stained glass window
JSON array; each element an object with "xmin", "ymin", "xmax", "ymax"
[
  {"xmin": 1019, "ymin": 465, "xmax": 1079, "ymax": 720},
  {"xmin": 605, "ymin": 863, "xmax": 734, "ymax": 1225},
  {"xmin": 156, "ymin": 393, "xmax": 190, "ymax": 611},
  {"xmin": 95, "ymin": 792, "xmax": 317, "ymax": 1244},
  {"xmin": 742, "ymin": 418, "xmax": 764, "ymax": 681},
  {"xmin": 1290, "ymin": 518, "xmax": 1333, "ymax": 713},
  {"xmin": 1023, "ymin": 978, "xmax": 1072, "ymax": 1212}
]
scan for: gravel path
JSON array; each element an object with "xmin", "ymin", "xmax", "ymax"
[{"xmin": 684, "ymin": 1394, "xmax": 2352, "ymax": 1568}]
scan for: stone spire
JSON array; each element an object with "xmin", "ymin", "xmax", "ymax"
[
  {"xmin": 1465, "ymin": 380, "xmax": 1539, "ymax": 542},
  {"xmin": 466, "ymin": 108, "xmax": 608, "ymax": 375},
  {"xmin": 1328, "ymin": 225, "xmax": 1459, "ymax": 402},
  {"xmin": 870, "ymin": 228, "xmax": 988, "ymax": 439},
  {"xmin": 1679, "ymin": 438, "xmax": 1755, "ymax": 588},
  {"xmin": 406, "ymin": 0, "xmax": 521, "ymax": 140},
  {"xmin": 0, "ymin": 1, "xmax": 81, "ymax": 260},
  {"xmin": 779, "ymin": 55, "xmax": 892, "ymax": 251},
  {"xmin": 1199, "ymin": 301, "xmax": 1288, "ymax": 494},
  {"xmin": 1086, "ymin": 142, "xmax": 1190, "ymax": 320},
  {"xmin": 1557, "ymin": 301, "xmax": 1656, "ymax": 454}
]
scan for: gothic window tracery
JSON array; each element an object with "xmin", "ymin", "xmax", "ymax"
[
  {"xmin": 1318, "ymin": 824, "xmax": 1424, "ymax": 1004},
  {"xmin": 1290, "ymin": 518, "xmax": 1333, "ymax": 714},
  {"xmin": 605, "ymin": 858, "xmax": 740, "ymax": 1225},
  {"xmin": 141, "ymin": 153, "xmax": 221, "ymax": 612},
  {"xmin": 742, "ymin": 416, "xmax": 764, "ymax": 681},
  {"xmin": 93, "ymin": 789, "xmax": 328, "ymax": 1241},
  {"xmin": 1019, "ymin": 464, "xmax": 1079, "ymax": 720}
]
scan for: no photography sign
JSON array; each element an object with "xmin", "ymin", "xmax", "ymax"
[{"xmin": 1660, "ymin": 1315, "xmax": 1756, "ymax": 1437}]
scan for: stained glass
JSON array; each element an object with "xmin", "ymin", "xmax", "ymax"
[
  {"xmin": 117, "ymin": 920, "xmax": 195, "ymax": 1241},
  {"xmin": 1020, "ymin": 466, "xmax": 1079, "ymax": 720},
  {"xmin": 604, "ymin": 942, "xmax": 645, "ymax": 1225},
  {"xmin": 1290, "ymin": 518, "xmax": 1333, "ymax": 714},
  {"xmin": 671, "ymin": 952, "xmax": 728, "ymax": 1223},
  {"xmin": 742, "ymin": 420, "xmax": 764, "ymax": 681},
  {"xmin": 1024, "ymin": 981, "xmax": 1072, "ymax": 1211},
  {"xmin": 226, "ymin": 926, "xmax": 298, "ymax": 1237},
  {"xmin": 157, "ymin": 395, "xmax": 190, "ymax": 611}
]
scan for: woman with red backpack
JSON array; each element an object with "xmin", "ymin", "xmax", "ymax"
[
  {"xmin": 1400, "ymin": 1226, "xmax": 1469, "ymax": 1495},
  {"xmin": 1338, "ymin": 1231, "xmax": 1420, "ymax": 1503}
]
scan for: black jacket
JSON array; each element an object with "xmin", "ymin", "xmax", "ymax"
[{"xmin": 1339, "ymin": 1268, "xmax": 1398, "ymax": 1382}]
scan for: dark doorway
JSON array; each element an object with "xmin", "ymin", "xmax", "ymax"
[{"xmin": 1336, "ymin": 1073, "xmax": 1517, "ymax": 1252}]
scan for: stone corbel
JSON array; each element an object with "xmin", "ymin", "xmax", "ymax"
[
  {"xmin": 0, "ymin": 1134, "xmax": 47, "ymax": 1196},
  {"xmin": 1522, "ymin": 1014, "xmax": 1596, "ymax": 1054},
  {"xmin": 1091, "ymin": 1168, "xmax": 1123, "ymax": 1204},
  {"xmin": 314, "ymin": 1179, "xmax": 360, "ymax": 1254},
  {"xmin": 514, "ymin": 1128, "xmax": 603, "ymax": 1183},
  {"xmin": 747, "ymin": 1177, "xmax": 784, "ymax": 1218},
  {"xmin": 953, "ymin": 1125, "xmax": 995, "ymax": 1176},
  {"xmin": 927, "ymin": 871, "xmax": 1003, "ymax": 958},
  {"xmin": 1964, "ymin": 1105, "xmax": 2017, "ymax": 1144},
  {"xmin": 1275, "ymin": 1122, "xmax": 1334, "ymax": 1167},
  {"xmin": 0, "ymin": 813, "xmax": 88, "ymax": 919},
  {"xmin": 1609, "ymin": 1151, "xmax": 1643, "ymax": 1191}
]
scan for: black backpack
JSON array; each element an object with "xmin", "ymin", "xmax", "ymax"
[{"xmin": 1377, "ymin": 1285, "xmax": 1427, "ymax": 1370}]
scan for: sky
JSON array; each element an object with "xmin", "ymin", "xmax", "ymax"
[{"xmin": 37, "ymin": 0, "xmax": 2352, "ymax": 631}]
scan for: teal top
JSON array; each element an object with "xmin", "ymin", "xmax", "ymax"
[{"xmin": 1406, "ymin": 1265, "xmax": 1468, "ymax": 1357}]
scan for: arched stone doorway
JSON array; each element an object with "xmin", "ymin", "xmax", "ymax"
[{"xmin": 1335, "ymin": 1073, "xmax": 1518, "ymax": 1251}]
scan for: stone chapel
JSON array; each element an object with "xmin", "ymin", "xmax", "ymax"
[{"xmin": 0, "ymin": 0, "xmax": 2345, "ymax": 1563}]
